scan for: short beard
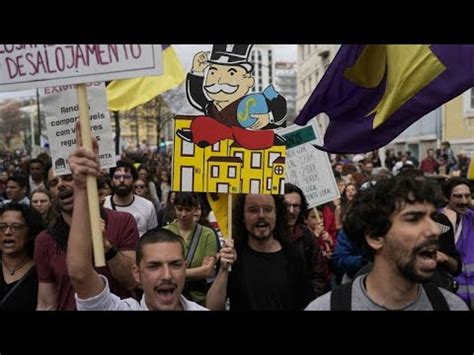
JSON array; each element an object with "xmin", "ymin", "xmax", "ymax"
[
  {"xmin": 114, "ymin": 184, "xmax": 133, "ymax": 197},
  {"xmin": 247, "ymin": 230, "xmax": 272, "ymax": 242},
  {"xmin": 397, "ymin": 258, "xmax": 433, "ymax": 283},
  {"xmin": 397, "ymin": 242, "xmax": 438, "ymax": 283}
]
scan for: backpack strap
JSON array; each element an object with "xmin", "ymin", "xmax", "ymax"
[
  {"xmin": 422, "ymin": 282, "xmax": 450, "ymax": 311},
  {"xmin": 330, "ymin": 281, "xmax": 353, "ymax": 311},
  {"xmin": 186, "ymin": 224, "xmax": 203, "ymax": 266}
]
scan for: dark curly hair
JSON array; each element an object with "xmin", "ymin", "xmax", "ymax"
[
  {"xmin": 0, "ymin": 203, "xmax": 45, "ymax": 257},
  {"xmin": 442, "ymin": 177, "xmax": 472, "ymax": 199},
  {"xmin": 232, "ymin": 194, "xmax": 290, "ymax": 244},
  {"xmin": 343, "ymin": 176, "xmax": 439, "ymax": 253}
]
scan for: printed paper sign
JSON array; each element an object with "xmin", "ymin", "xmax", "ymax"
[
  {"xmin": 278, "ymin": 119, "xmax": 340, "ymax": 208},
  {"xmin": 0, "ymin": 45, "xmax": 162, "ymax": 92},
  {"xmin": 42, "ymin": 82, "xmax": 116, "ymax": 175}
]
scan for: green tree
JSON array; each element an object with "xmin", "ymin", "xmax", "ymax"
[{"xmin": 0, "ymin": 101, "xmax": 22, "ymax": 149}]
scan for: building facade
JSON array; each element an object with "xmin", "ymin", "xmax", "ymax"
[
  {"xmin": 274, "ymin": 61, "xmax": 297, "ymax": 123},
  {"xmin": 443, "ymin": 89, "xmax": 474, "ymax": 156},
  {"xmin": 250, "ymin": 45, "xmax": 274, "ymax": 93},
  {"xmin": 296, "ymin": 45, "xmax": 339, "ymax": 132}
]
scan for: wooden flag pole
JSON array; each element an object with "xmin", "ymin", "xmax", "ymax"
[
  {"xmin": 76, "ymin": 84, "xmax": 106, "ymax": 267},
  {"xmin": 313, "ymin": 207, "xmax": 321, "ymax": 224},
  {"xmin": 227, "ymin": 194, "xmax": 233, "ymax": 272}
]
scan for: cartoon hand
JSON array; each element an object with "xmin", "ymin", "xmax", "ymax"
[
  {"xmin": 192, "ymin": 51, "xmax": 210, "ymax": 73},
  {"xmin": 247, "ymin": 113, "xmax": 270, "ymax": 130}
]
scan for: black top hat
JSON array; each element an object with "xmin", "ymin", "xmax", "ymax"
[{"xmin": 208, "ymin": 44, "xmax": 254, "ymax": 72}]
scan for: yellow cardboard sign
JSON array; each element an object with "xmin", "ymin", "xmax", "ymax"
[{"xmin": 172, "ymin": 45, "xmax": 287, "ymax": 195}]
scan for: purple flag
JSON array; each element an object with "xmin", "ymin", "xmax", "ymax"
[{"xmin": 295, "ymin": 45, "xmax": 474, "ymax": 153}]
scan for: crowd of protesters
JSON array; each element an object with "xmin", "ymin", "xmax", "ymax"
[{"xmin": 0, "ymin": 140, "xmax": 473, "ymax": 311}]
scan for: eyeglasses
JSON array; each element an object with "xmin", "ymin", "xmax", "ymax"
[
  {"xmin": 246, "ymin": 205, "xmax": 275, "ymax": 215},
  {"xmin": 285, "ymin": 203, "xmax": 301, "ymax": 211},
  {"xmin": 113, "ymin": 174, "xmax": 133, "ymax": 180},
  {"xmin": 0, "ymin": 223, "xmax": 26, "ymax": 233},
  {"xmin": 134, "ymin": 185, "xmax": 146, "ymax": 189}
]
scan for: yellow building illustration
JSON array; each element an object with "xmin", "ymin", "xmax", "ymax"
[{"xmin": 172, "ymin": 115, "xmax": 286, "ymax": 194}]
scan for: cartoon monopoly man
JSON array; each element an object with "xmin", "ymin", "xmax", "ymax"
[{"xmin": 177, "ymin": 44, "xmax": 287, "ymax": 150}]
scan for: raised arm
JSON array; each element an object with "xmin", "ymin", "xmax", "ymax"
[
  {"xmin": 206, "ymin": 239, "xmax": 235, "ymax": 310},
  {"xmin": 66, "ymin": 131, "xmax": 104, "ymax": 299}
]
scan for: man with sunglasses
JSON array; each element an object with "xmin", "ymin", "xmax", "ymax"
[
  {"xmin": 34, "ymin": 168, "xmax": 139, "ymax": 310},
  {"xmin": 104, "ymin": 160, "xmax": 158, "ymax": 237}
]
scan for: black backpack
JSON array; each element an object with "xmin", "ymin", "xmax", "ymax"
[{"xmin": 330, "ymin": 280, "xmax": 450, "ymax": 311}]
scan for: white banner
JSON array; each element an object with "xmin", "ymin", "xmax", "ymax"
[
  {"xmin": 42, "ymin": 82, "xmax": 116, "ymax": 176},
  {"xmin": 0, "ymin": 44, "xmax": 162, "ymax": 92},
  {"xmin": 278, "ymin": 119, "xmax": 340, "ymax": 208}
]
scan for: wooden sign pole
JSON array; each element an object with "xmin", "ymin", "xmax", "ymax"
[
  {"xmin": 76, "ymin": 84, "xmax": 105, "ymax": 267},
  {"xmin": 227, "ymin": 194, "xmax": 233, "ymax": 272}
]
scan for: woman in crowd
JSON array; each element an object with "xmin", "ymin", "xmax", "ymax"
[
  {"xmin": 30, "ymin": 188, "xmax": 55, "ymax": 227},
  {"xmin": 0, "ymin": 203, "xmax": 45, "ymax": 311},
  {"xmin": 164, "ymin": 192, "xmax": 218, "ymax": 306},
  {"xmin": 157, "ymin": 191, "xmax": 176, "ymax": 227}
]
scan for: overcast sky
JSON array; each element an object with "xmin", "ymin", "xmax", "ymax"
[{"xmin": 0, "ymin": 45, "xmax": 297, "ymax": 100}]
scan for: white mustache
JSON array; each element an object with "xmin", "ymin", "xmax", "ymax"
[{"xmin": 204, "ymin": 83, "xmax": 238, "ymax": 94}]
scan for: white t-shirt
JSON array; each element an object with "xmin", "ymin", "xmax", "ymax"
[
  {"xmin": 76, "ymin": 275, "xmax": 207, "ymax": 311},
  {"xmin": 104, "ymin": 195, "xmax": 158, "ymax": 237}
]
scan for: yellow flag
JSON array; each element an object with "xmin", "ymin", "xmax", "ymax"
[
  {"xmin": 207, "ymin": 193, "xmax": 229, "ymax": 239},
  {"xmin": 107, "ymin": 45, "xmax": 185, "ymax": 111},
  {"xmin": 468, "ymin": 159, "xmax": 474, "ymax": 180}
]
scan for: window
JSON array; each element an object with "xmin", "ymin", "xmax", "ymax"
[
  {"xmin": 463, "ymin": 88, "xmax": 474, "ymax": 116},
  {"xmin": 251, "ymin": 152, "xmax": 262, "ymax": 168},
  {"xmin": 217, "ymin": 183, "xmax": 228, "ymax": 193},
  {"xmin": 267, "ymin": 177, "xmax": 272, "ymax": 191},
  {"xmin": 182, "ymin": 140, "xmax": 194, "ymax": 156},
  {"xmin": 234, "ymin": 152, "xmax": 244, "ymax": 161},
  {"xmin": 228, "ymin": 166, "xmax": 236, "ymax": 178},
  {"xmin": 211, "ymin": 165, "xmax": 219, "ymax": 178},
  {"xmin": 268, "ymin": 152, "xmax": 280, "ymax": 167},
  {"xmin": 212, "ymin": 142, "xmax": 220, "ymax": 152}
]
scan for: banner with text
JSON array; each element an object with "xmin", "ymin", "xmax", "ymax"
[
  {"xmin": 0, "ymin": 44, "xmax": 162, "ymax": 92},
  {"xmin": 278, "ymin": 120, "xmax": 340, "ymax": 208},
  {"xmin": 42, "ymin": 82, "xmax": 116, "ymax": 176}
]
